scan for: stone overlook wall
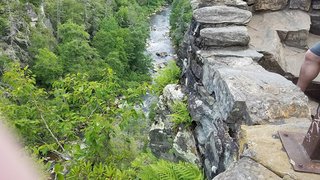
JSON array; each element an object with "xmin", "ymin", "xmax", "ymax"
[{"xmin": 149, "ymin": 0, "xmax": 320, "ymax": 179}]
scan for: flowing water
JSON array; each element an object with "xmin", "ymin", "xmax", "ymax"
[
  {"xmin": 146, "ymin": 6, "xmax": 176, "ymax": 72},
  {"xmin": 142, "ymin": 6, "xmax": 176, "ymax": 113}
]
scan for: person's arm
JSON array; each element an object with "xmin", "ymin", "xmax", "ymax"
[{"xmin": 0, "ymin": 121, "xmax": 41, "ymax": 180}]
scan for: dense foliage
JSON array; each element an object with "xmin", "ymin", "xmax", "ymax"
[
  {"xmin": 170, "ymin": 0, "xmax": 192, "ymax": 47},
  {"xmin": 0, "ymin": 0, "xmax": 202, "ymax": 179}
]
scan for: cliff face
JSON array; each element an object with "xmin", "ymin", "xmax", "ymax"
[
  {"xmin": 150, "ymin": 0, "xmax": 320, "ymax": 179},
  {"xmin": 0, "ymin": 2, "xmax": 49, "ymax": 62}
]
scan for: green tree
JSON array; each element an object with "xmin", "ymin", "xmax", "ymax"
[
  {"xmin": 57, "ymin": 22, "xmax": 105, "ymax": 79},
  {"xmin": 45, "ymin": 0, "xmax": 85, "ymax": 29},
  {"xmin": 57, "ymin": 21, "xmax": 89, "ymax": 43},
  {"xmin": 28, "ymin": 26, "xmax": 57, "ymax": 58},
  {"xmin": 32, "ymin": 48, "xmax": 63, "ymax": 85}
]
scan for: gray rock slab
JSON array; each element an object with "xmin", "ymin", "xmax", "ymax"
[
  {"xmin": 199, "ymin": 55, "xmax": 309, "ymax": 124},
  {"xmin": 200, "ymin": 26, "xmax": 250, "ymax": 47},
  {"xmin": 213, "ymin": 157, "xmax": 282, "ymax": 180},
  {"xmin": 193, "ymin": 0, "xmax": 249, "ymax": 10},
  {"xmin": 289, "ymin": 0, "xmax": 311, "ymax": 11},
  {"xmin": 193, "ymin": 6, "xmax": 252, "ymax": 25},
  {"xmin": 199, "ymin": 46, "xmax": 263, "ymax": 61},
  {"xmin": 254, "ymin": 0, "xmax": 288, "ymax": 11}
]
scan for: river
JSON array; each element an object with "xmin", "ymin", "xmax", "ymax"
[
  {"xmin": 142, "ymin": 6, "xmax": 176, "ymax": 114},
  {"xmin": 146, "ymin": 6, "xmax": 176, "ymax": 72}
]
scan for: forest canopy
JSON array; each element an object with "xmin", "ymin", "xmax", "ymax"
[{"xmin": 0, "ymin": 0, "xmax": 200, "ymax": 179}]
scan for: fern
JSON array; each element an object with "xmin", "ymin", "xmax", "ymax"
[
  {"xmin": 152, "ymin": 60, "xmax": 181, "ymax": 96},
  {"xmin": 138, "ymin": 160, "xmax": 203, "ymax": 180},
  {"xmin": 169, "ymin": 100, "xmax": 192, "ymax": 128}
]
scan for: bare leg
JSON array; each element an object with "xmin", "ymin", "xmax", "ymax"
[{"xmin": 297, "ymin": 50, "xmax": 320, "ymax": 92}]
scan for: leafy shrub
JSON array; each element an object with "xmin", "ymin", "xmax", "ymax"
[
  {"xmin": 32, "ymin": 48, "xmax": 63, "ymax": 85},
  {"xmin": 152, "ymin": 60, "xmax": 181, "ymax": 95},
  {"xmin": 28, "ymin": 26, "xmax": 57, "ymax": 57}
]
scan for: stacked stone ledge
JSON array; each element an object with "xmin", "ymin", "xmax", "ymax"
[
  {"xmin": 149, "ymin": 1, "xmax": 320, "ymax": 179},
  {"xmin": 193, "ymin": 6, "xmax": 251, "ymax": 48},
  {"xmin": 182, "ymin": 3, "xmax": 319, "ymax": 180}
]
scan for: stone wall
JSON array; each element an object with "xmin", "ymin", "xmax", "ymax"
[
  {"xmin": 150, "ymin": 0, "xmax": 320, "ymax": 179},
  {"xmin": 186, "ymin": 0, "xmax": 320, "ymax": 179}
]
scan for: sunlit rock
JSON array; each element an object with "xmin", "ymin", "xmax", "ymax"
[
  {"xmin": 199, "ymin": 26, "xmax": 250, "ymax": 47},
  {"xmin": 240, "ymin": 118, "xmax": 320, "ymax": 180},
  {"xmin": 193, "ymin": 6, "xmax": 252, "ymax": 25},
  {"xmin": 254, "ymin": 0, "xmax": 288, "ymax": 11},
  {"xmin": 193, "ymin": 0, "xmax": 249, "ymax": 10},
  {"xmin": 213, "ymin": 157, "xmax": 281, "ymax": 180},
  {"xmin": 200, "ymin": 55, "xmax": 309, "ymax": 124}
]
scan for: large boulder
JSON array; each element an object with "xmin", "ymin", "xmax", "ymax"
[
  {"xmin": 199, "ymin": 55, "xmax": 309, "ymax": 125},
  {"xmin": 193, "ymin": 6, "xmax": 252, "ymax": 25},
  {"xmin": 149, "ymin": 84, "xmax": 185, "ymax": 160},
  {"xmin": 199, "ymin": 26, "xmax": 250, "ymax": 47},
  {"xmin": 254, "ymin": 0, "xmax": 288, "ymax": 11}
]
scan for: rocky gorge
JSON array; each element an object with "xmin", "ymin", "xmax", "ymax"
[{"xmin": 150, "ymin": 0, "xmax": 320, "ymax": 179}]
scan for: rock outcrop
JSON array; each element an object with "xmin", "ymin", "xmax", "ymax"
[
  {"xmin": 0, "ymin": 2, "xmax": 54, "ymax": 64},
  {"xmin": 149, "ymin": 84, "xmax": 201, "ymax": 165},
  {"xmin": 150, "ymin": 0, "xmax": 320, "ymax": 179}
]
